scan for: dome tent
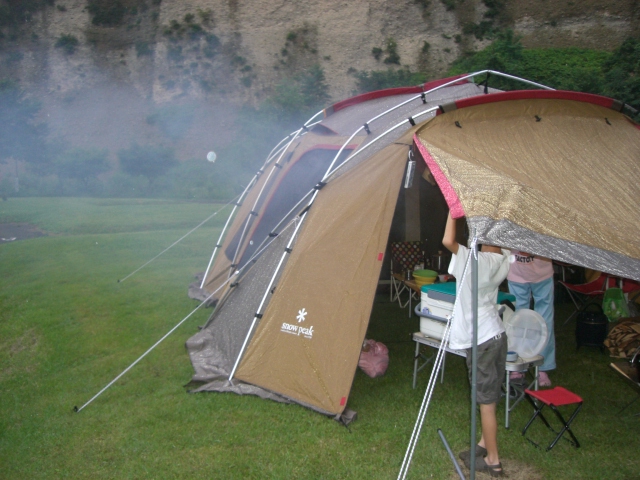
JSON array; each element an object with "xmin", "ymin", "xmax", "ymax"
[{"xmin": 186, "ymin": 72, "xmax": 640, "ymax": 422}]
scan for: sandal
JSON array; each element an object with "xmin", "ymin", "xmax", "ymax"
[
  {"xmin": 459, "ymin": 445, "xmax": 487, "ymax": 468},
  {"xmin": 538, "ymin": 371, "xmax": 552, "ymax": 387},
  {"xmin": 476, "ymin": 455, "xmax": 504, "ymax": 477}
]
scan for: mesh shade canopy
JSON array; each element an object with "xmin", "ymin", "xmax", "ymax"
[{"xmin": 415, "ymin": 92, "xmax": 640, "ymax": 280}]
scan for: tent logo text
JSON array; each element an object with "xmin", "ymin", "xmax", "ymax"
[{"xmin": 281, "ymin": 307, "xmax": 314, "ymax": 338}]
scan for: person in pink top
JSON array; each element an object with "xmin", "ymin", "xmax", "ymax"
[{"xmin": 507, "ymin": 252, "xmax": 555, "ymax": 386}]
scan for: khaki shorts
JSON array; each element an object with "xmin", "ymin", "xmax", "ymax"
[{"xmin": 465, "ymin": 334, "xmax": 508, "ymax": 405}]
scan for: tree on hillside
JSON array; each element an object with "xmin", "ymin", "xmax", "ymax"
[
  {"xmin": 0, "ymin": 80, "xmax": 48, "ymax": 191},
  {"xmin": 0, "ymin": 0, "xmax": 52, "ymax": 27},
  {"xmin": 0, "ymin": 80, "xmax": 47, "ymax": 163},
  {"xmin": 353, "ymin": 67, "xmax": 426, "ymax": 94},
  {"xmin": 602, "ymin": 37, "xmax": 640, "ymax": 119},
  {"xmin": 266, "ymin": 65, "xmax": 332, "ymax": 125},
  {"xmin": 300, "ymin": 65, "xmax": 331, "ymax": 111},
  {"xmin": 118, "ymin": 143, "xmax": 178, "ymax": 184},
  {"xmin": 448, "ymin": 30, "xmax": 611, "ymax": 94},
  {"xmin": 448, "ymin": 29, "xmax": 524, "ymax": 89},
  {"xmin": 54, "ymin": 148, "xmax": 110, "ymax": 188}
]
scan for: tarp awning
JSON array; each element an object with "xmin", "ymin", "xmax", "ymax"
[{"xmin": 414, "ymin": 91, "xmax": 640, "ymax": 280}]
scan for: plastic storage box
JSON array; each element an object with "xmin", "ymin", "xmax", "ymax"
[
  {"xmin": 417, "ymin": 282, "xmax": 517, "ymax": 340},
  {"xmin": 420, "ymin": 282, "xmax": 516, "ymax": 316},
  {"xmin": 417, "ymin": 310, "xmax": 447, "ymax": 340}
]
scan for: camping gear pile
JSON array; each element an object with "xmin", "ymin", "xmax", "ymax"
[{"xmin": 186, "ymin": 71, "xmax": 640, "ymax": 422}]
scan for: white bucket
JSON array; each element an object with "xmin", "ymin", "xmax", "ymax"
[{"xmin": 503, "ymin": 309, "xmax": 548, "ymax": 358}]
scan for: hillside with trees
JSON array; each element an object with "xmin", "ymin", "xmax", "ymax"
[{"xmin": 0, "ymin": 0, "xmax": 638, "ymax": 199}]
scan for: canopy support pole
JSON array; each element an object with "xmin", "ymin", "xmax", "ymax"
[
  {"xmin": 470, "ymin": 238, "xmax": 479, "ymax": 480},
  {"xmin": 397, "ymin": 237, "xmax": 476, "ymax": 480}
]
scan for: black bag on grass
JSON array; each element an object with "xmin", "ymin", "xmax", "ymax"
[{"xmin": 576, "ymin": 302, "xmax": 608, "ymax": 350}]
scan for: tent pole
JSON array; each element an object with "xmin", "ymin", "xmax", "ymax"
[
  {"xmin": 199, "ymin": 183, "xmax": 255, "ymax": 289},
  {"xmin": 227, "ymin": 215, "xmax": 307, "ymax": 382},
  {"xmin": 222, "ymin": 106, "xmax": 322, "ymax": 279},
  {"xmin": 199, "ymin": 132, "xmax": 304, "ymax": 290},
  {"xmin": 226, "ymin": 130, "xmax": 303, "ymax": 278},
  {"xmin": 470, "ymin": 237, "xmax": 479, "ymax": 480}
]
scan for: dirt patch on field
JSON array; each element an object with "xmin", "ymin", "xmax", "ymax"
[
  {"xmin": 451, "ymin": 458, "xmax": 544, "ymax": 480},
  {"xmin": 0, "ymin": 223, "xmax": 48, "ymax": 243},
  {"xmin": 0, "ymin": 328, "xmax": 39, "ymax": 381}
]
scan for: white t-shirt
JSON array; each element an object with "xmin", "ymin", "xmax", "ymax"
[{"xmin": 447, "ymin": 244, "xmax": 511, "ymax": 350}]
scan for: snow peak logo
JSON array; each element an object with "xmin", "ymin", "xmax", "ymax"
[{"xmin": 280, "ymin": 308, "xmax": 314, "ymax": 339}]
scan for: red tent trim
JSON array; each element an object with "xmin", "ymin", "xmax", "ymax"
[
  {"xmin": 324, "ymin": 74, "xmax": 470, "ymax": 116},
  {"xmin": 437, "ymin": 90, "xmax": 621, "ymax": 116},
  {"xmin": 413, "ymin": 136, "xmax": 465, "ymax": 219}
]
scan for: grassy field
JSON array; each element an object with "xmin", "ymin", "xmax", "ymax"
[{"xmin": 0, "ymin": 198, "xmax": 637, "ymax": 479}]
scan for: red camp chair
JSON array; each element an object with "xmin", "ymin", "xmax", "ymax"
[
  {"xmin": 559, "ymin": 273, "xmax": 640, "ymax": 326},
  {"xmin": 522, "ymin": 387, "xmax": 583, "ymax": 451}
]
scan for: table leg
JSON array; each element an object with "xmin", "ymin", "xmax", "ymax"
[
  {"xmin": 413, "ymin": 340, "xmax": 419, "ymax": 389},
  {"xmin": 505, "ymin": 371, "xmax": 511, "ymax": 429}
]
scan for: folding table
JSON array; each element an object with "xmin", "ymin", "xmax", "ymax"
[{"xmin": 412, "ymin": 331, "xmax": 542, "ymax": 428}]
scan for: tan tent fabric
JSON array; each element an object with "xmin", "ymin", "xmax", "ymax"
[
  {"xmin": 201, "ymin": 132, "xmax": 365, "ymax": 299},
  {"xmin": 415, "ymin": 99, "xmax": 640, "ymax": 272},
  {"xmin": 235, "ymin": 135, "xmax": 413, "ymax": 415}
]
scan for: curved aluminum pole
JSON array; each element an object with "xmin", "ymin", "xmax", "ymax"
[
  {"xmin": 228, "ymin": 214, "xmax": 306, "ymax": 382},
  {"xmin": 228, "ymin": 128, "xmax": 304, "ymax": 276},
  {"xmin": 223, "ymin": 108, "xmax": 324, "ymax": 278},
  {"xmin": 199, "ymin": 139, "xmax": 294, "ymax": 290},
  {"xmin": 199, "ymin": 182, "xmax": 257, "ymax": 289}
]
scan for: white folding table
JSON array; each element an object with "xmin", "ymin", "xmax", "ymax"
[{"xmin": 412, "ymin": 331, "xmax": 543, "ymax": 428}]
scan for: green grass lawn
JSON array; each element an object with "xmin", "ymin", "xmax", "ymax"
[{"xmin": 0, "ymin": 198, "xmax": 637, "ymax": 479}]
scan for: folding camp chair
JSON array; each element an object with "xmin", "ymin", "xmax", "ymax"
[
  {"xmin": 390, "ymin": 242, "xmax": 423, "ymax": 310},
  {"xmin": 522, "ymin": 387, "xmax": 583, "ymax": 451},
  {"xmin": 559, "ymin": 272, "xmax": 611, "ymax": 325},
  {"xmin": 560, "ymin": 273, "xmax": 640, "ymax": 326}
]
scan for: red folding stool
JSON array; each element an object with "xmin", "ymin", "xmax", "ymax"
[{"xmin": 522, "ymin": 386, "xmax": 583, "ymax": 451}]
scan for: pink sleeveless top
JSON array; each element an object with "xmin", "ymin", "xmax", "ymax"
[{"xmin": 507, "ymin": 251, "xmax": 554, "ymax": 283}]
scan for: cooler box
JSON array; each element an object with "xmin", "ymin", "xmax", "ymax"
[
  {"xmin": 419, "ymin": 313, "xmax": 447, "ymax": 340},
  {"xmin": 418, "ymin": 283, "xmax": 516, "ymax": 333},
  {"xmin": 420, "ymin": 282, "xmax": 454, "ymax": 318}
]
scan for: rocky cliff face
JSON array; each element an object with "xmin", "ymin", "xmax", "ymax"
[{"xmin": 1, "ymin": 0, "xmax": 638, "ymax": 162}]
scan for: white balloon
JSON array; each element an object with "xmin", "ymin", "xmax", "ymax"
[{"xmin": 207, "ymin": 151, "xmax": 217, "ymax": 163}]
